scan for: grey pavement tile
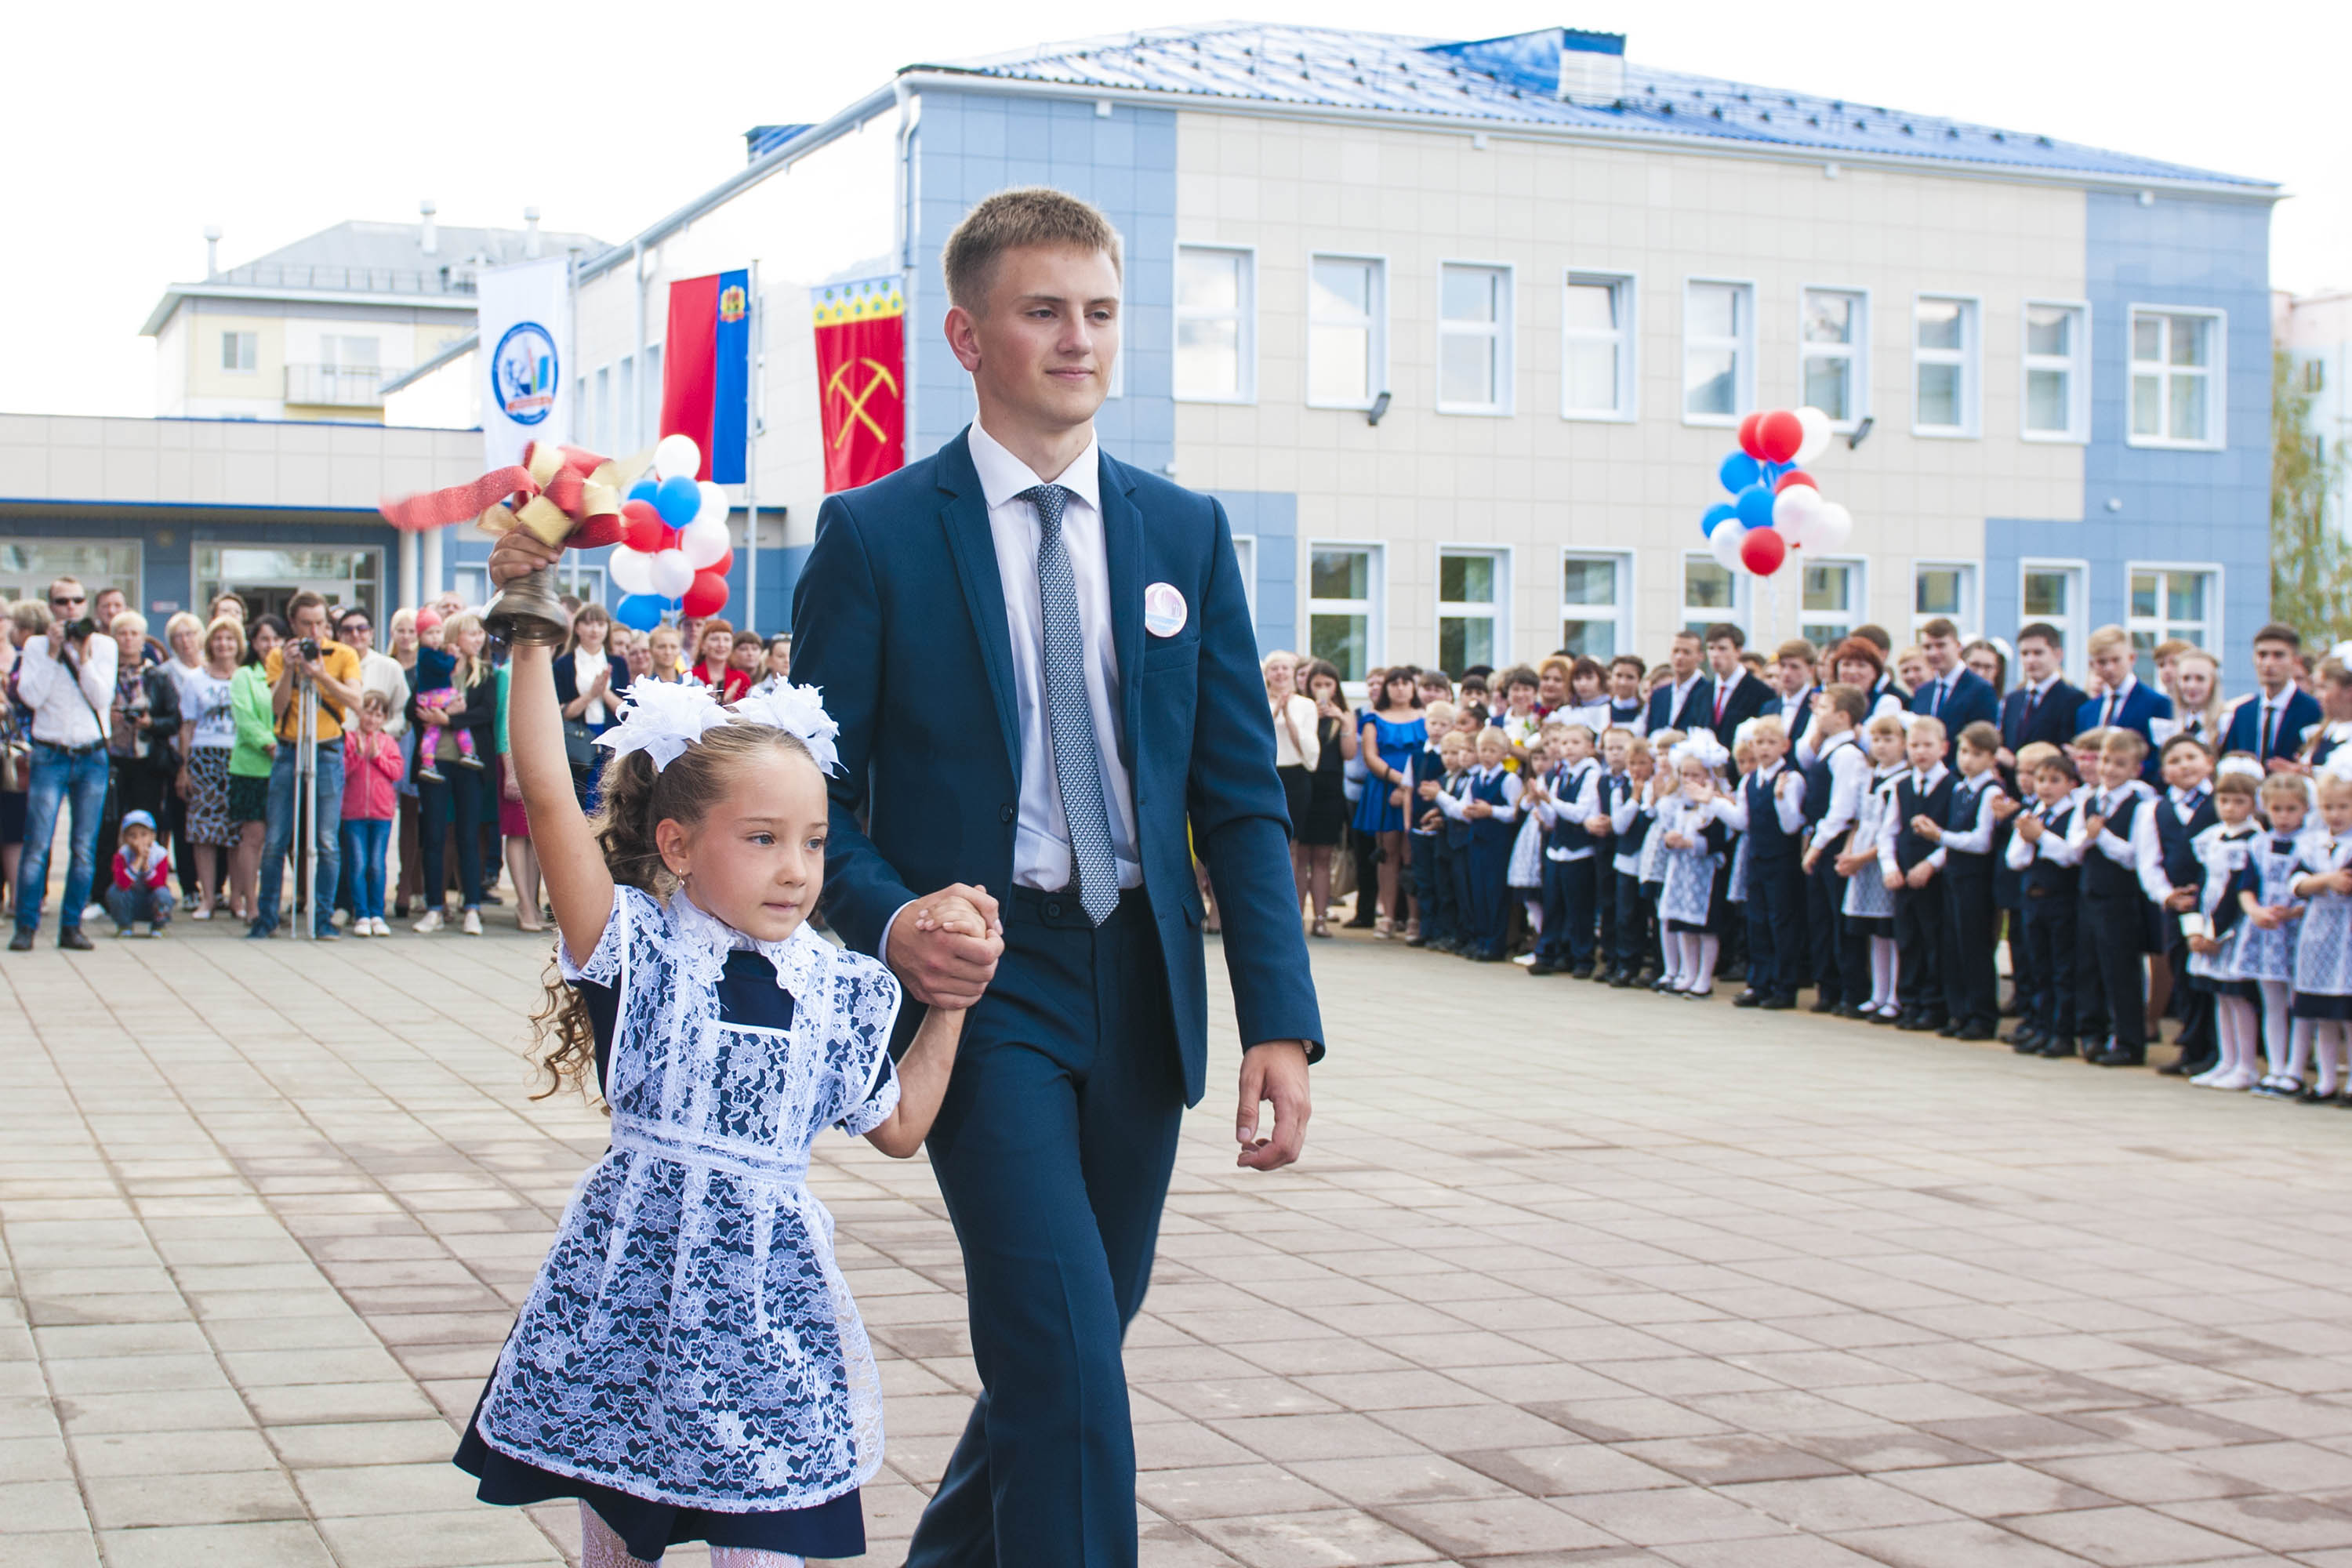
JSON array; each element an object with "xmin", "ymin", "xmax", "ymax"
[
  {"xmin": 1190, "ymin": 1507, "xmax": 1449, "ymax": 1566},
  {"xmin": 1820, "ymin": 1519, "xmax": 2096, "ymax": 1566},
  {"xmin": 82, "ymin": 1468, "xmax": 307, "ymax": 1530},
  {"xmin": 2005, "ymin": 1503, "xmax": 2274, "ymax": 1565},
  {"xmin": 95, "ymin": 1520, "xmax": 336, "ymax": 1568}
]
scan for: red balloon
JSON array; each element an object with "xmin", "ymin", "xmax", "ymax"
[
  {"xmin": 703, "ymin": 548, "xmax": 734, "ymax": 579},
  {"xmin": 1772, "ymin": 469, "xmax": 1816, "ymax": 495},
  {"xmin": 620, "ymin": 499, "xmax": 665, "ymax": 554},
  {"xmin": 1740, "ymin": 526, "xmax": 1788, "ymax": 576},
  {"xmin": 681, "ymin": 569, "xmax": 730, "ymax": 619},
  {"xmin": 1757, "ymin": 409, "xmax": 1804, "ymax": 464},
  {"xmin": 1737, "ymin": 411, "xmax": 1767, "ymax": 460}
]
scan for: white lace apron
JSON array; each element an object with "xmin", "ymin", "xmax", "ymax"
[{"xmin": 478, "ymin": 887, "xmax": 902, "ymax": 1511}]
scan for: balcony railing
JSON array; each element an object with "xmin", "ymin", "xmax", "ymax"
[
  {"xmin": 284, "ymin": 363, "xmax": 388, "ymax": 408},
  {"xmin": 220, "ymin": 263, "xmax": 478, "ymax": 296}
]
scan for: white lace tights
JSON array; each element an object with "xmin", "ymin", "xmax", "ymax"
[{"xmin": 579, "ymin": 1503, "xmax": 804, "ymax": 1568}]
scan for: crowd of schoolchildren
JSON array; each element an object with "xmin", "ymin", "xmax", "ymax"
[{"xmin": 1272, "ymin": 614, "xmax": 2352, "ymax": 1103}]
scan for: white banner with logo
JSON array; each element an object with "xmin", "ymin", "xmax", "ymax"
[{"xmin": 477, "ymin": 257, "xmax": 572, "ymax": 470}]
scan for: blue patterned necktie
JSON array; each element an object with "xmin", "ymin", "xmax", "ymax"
[{"xmin": 1022, "ymin": 484, "xmax": 1119, "ymax": 926}]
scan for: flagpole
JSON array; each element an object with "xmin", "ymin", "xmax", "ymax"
[{"xmin": 746, "ymin": 259, "xmax": 760, "ymax": 633}]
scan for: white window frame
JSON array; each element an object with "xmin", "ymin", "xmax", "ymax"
[
  {"xmin": 221, "ymin": 331, "xmax": 257, "ymax": 374},
  {"xmin": 1680, "ymin": 550, "xmax": 1750, "ymax": 639},
  {"xmin": 2127, "ymin": 304, "xmax": 2226, "ymax": 451},
  {"xmin": 1436, "ymin": 260, "xmax": 1515, "ymax": 416},
  {"xmin": 1681, "ymin": 277, "xmax": 1755, "ymax": 428},
  {"xmin": 1911, "ymin": 559, "xmax": 1980, "ymax": 637},
  {"xmin": 1798, "ymin": 286, "xmax": 1870, "ymax": 431},
  {"xmin": 1305, "ymin": 540, "xmax": 1385, "ymax": 681},
  {"xmin": 1911, "ymin": 294, "xmax": 1980, "ymax": 438},
  {"xmin": 1797, "ymin": 554, "xmax": 1867, "ymax": 648},
  {"xmin": 1305, "ymin": 252, "xmax": 1387, "ymax": 412},
  {"xmin": 2020, "ymin": 299, "xmax": 2090, "ymax": 444},
  {"xmin": 1561, "ymin": 270, "xmax": 1637, "ymax": 423},
  {"xmin": 1436, "ymin": 544, "xmax": 1512, "ymax": 676},
  {"xmin": 2125, "ymin": 560, "xmax": 2224, "ymax": 676},
  {"xmin": 2018, "ymin": 557, "xmax": 2091, "ymax": 684},
  {"xmin": 1174, "ymin": 242, "xmax": 1258, "ymax": 405},
  {"xmin": 1230, "ymin": 533, "xmax": 1258, "ymax": 620},
  {"xmin": 1558, "ymin": 549, "xmax": 1634, "ymax": 659}
]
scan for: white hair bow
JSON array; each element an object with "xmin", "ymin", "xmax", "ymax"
[
  {"xmin": 597, "ymin": 681, "xmax": 729, "ymax": 772},
  {"xmin": 731, "ymin": 683, "xmax": 844, "ymax": 777},
  {"xmin": 2216, "ymin": 755, "xmax": 2265, "ymax": 782},
  {"xmin": 1671, "ymin": 731, "xmax": 1729, "ymax": 771}
]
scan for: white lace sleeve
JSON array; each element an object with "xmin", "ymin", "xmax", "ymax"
[
  {"xmin": 557, "ymin": 886, "xmax": 649, "ymax": 986},
  {"xmin": 828, "ymin": 950, "xmax": 904, "ymax": 1137}
]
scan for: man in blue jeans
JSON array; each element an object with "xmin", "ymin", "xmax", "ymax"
[
  {"xmin": 11, "ymin": 577, "xmax": 118, "ymax": 952},
  {"xmin": 249, "ymin": 591, "xmax": 361, "ymax": 940}
]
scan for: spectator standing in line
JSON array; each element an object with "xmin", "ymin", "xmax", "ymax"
[
  {"xmin": 10, "ymin": 578, "xmax": 116, "ymax": 952},
  {"xmin": 1298, "ymin": 659, "xmax": 1353, "ymax": 936},
  {"xmin": 332, "ymin": 606, "xmax": 410, "ymax": 926},
  {"xmin": 494, "ymin": 652, "xmax": 544, "ymax": 932},
  {"xmin": 174, "ymin": 616, "xmax": 242, "ymax": 919},
  {"xmin": 554, "ymin": 602, "xmax": 630, "ymax": 811},
  {"xmin": 249, "ymin": 591, "xmax": 361, "ymax": 941},
  {"xmin": 99, "ymin": 611, "xmax": 181, "ymax": 881},
  {"xmin": 746, "ymin": 633, "xmax": 793, "ymax": 697},
  {"xmin": 226, "ymin": 615, "xmax": 284, "ymax": 924},
  {"xmin": 388, "ymin": 608, "xmax": 426, "ymax": 917},
  {"xmin": 1, "ymin": 601, "xmax": 46, "ymax": 923},
  {"xmin": 410, "ymin": 610, "xmax": 495, "ymax": 935},
  {"xmin": 161, "ymin": 611, "xmax": 209, "ymax": 907},
  {"xmin": 339, "ymin": 691, "xmax": 404, "ymax": 937}
]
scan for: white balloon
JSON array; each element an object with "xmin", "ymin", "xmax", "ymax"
[
  {"xmin": 1809, "ymin": 500, "xmax": 1854, "ymax": 552},
  {"xmin": 1772, "ymin": 484, "xmax": 1823, "ymax": 545},
  {"xmin": 608, "ymin": 546, "xmax": 655, "ymax": 597},
  {"xmin": 653, "ymin": 434, "xmax": 702, "ymax": 481},
  {"xmin": 1794, "ymin": 407, "xmax": 1834, "ymax": 465},
  {"xmin": 649, "ymin": 547, "xmax": 695, "ymax": 599},
  {"xmin": 680, "ymin": 518, "xmax": 731, "ymax": 570},
  {"xmin": 1708, "ymin": 521, "xmax": 1748, "ymax": 572},
  {"xmin": 695, "ymin": 481, "xmax": 729, "ymax": 525}
]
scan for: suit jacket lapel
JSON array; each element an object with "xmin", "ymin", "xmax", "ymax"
[
  {"xmin": 935, "ymin": 433, "xmax": 1023, "ymax": 782},
  {"xmin": 1098, "ymin": 451, "xmax": 1145, "ymax": 773}
]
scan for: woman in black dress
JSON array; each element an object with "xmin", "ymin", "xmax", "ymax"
[{"xmin": 1297, "ymin": 658, "xmax": 1354, "ymax": 937}]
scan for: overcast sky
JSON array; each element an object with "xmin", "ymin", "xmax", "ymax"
[{"xmin": 10, "ymin": 0, "xmax": 2342, "ymax": 419}]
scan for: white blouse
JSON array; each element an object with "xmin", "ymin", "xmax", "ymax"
[{"xmin": 1270, "ymin": 693, "xmax": 1320, "ymax": 769}]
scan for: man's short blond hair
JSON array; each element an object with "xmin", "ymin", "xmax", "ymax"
[{"xmin": 942, "ymin": 187, "xmax": 1123, "ymax": 312}]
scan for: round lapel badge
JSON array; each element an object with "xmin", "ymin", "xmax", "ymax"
[{"xmin": 1144, "ymin": 581, "xmax": 1188, "ymax": 638}]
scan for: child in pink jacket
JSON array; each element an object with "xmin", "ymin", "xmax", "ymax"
[{"xmin": 339, "ymin": 691, "xmax": 406, "ymax": 936}]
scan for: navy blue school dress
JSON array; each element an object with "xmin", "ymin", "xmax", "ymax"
[
  {"xmin": 456, "ymin": 889, "xmax": 901, "ymax": 1563},
  {"xmin": 1353, "ymin": 713, "xmax": 1430, "ymax": 834}
]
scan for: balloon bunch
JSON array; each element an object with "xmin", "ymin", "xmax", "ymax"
[
  {"xmin": 609, "ymin": 434, "xmax": 732, "ymax": 631},
  {"xmin": 1700, "ymin": 408, "xmax": 1853, "ymax": 578}
]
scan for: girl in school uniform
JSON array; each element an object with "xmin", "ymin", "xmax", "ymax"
[
  {"xmin": 2274, "ymin": 772, "xmax": 2352, "ymax": 1104},
  {"xmin": 1636, "ymin": 729, "xmax": 1682, "ymax": 985},
  {"xmin": 1835, "ymin": 714, "xmax": 1909, "ymax": 1022},
  {"xmin": 2232, "ymin": 774, "xmax": 2311, "ymax": 1092},
  {"xmin": 1654, "ymin": 733, "xmax": 1733, "ymax": 998},
  {"xmin": 454, "ymin": 639, "xmax": 975, "ymax": 1566},
  {"xmin": 2184, "ymin": 767, "xmax": 2263, "ymax": 1089}
]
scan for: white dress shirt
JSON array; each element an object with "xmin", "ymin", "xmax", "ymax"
[
  {"xmin": 968, "ymin": 418, "xmax": 1142, "ymax": 893},
  {"xmin": 1877, "ymin": 762, "xmax": 1951, "ymax": 877},
  {"xmin": 1809, "ymin": 730, "xmax": 1872, "ymax": 848},
  {"xmin": 2005, "ymin": 798, "xmax": 2085, "ymax": 870},
  {"xmin": 14, "ymin": 633, "xmax": 117, "ymax": 747},
  {"xmin": 1270, "ymin": 693, "xmax": 1320, "ymax": 770},
  {"xmin": 1710, "ymin": 760, "xmax": 1807, "ymax": 835},
  {"xmin": 1939, "ymin": 771, "xmax": 2006, "ymax": 857}
]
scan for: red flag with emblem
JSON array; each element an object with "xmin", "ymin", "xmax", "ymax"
[{"xmin": 811, "ymin": 277, "xmax": 906, "ymax": 492}]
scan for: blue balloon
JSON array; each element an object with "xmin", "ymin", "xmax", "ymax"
[
  {"xmin": 1701, "ymin": 503, "xmax": 1737, "ymax": 537},
  {"xmin": 1719, "ymin": 451, "xmax": 1762, "ymax": 494},
  {"xmin": 1735, "ymin": 481, "xmax": 1777, "ymax": 530},
  {"xmin": 654, "ymin": 474, "xmax": 702, "ymax": 527},
  {"xmin": 627, "ymin": 478, "xmax": 661, "ymax": 505},
  {"xmin": 612, "ymin": 593, "xmax": 663, "ymax": 632}
]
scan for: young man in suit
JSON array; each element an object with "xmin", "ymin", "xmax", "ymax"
[
  {"xmin": 1909, "ymin": 617, "xmax": 1999, "ymax": 735},
  {"xmin": 1701, "ymin": 622, "xmax": 1773, "ymax": 739},
  {"xmin": 2074, "ymin": 624, "xmax": 2174, "ymax": 754},
  {"xmin": 783, "ymin": 189, "xmax": 1322, "ymax": 1568},
  {"xmin": 1645, "ymin": 630, "xmax": 1712, "ymax": 735},
  {"xmin": 1768, "ymin": 638, "xmax": 1821, "ymax": 745},
  {"xmin": 2220, "ymin": 622, "xmax": 2324, "ymax": 768},
  {"xmin": 1999, "ymin": 622, "xmax": 2088, "ymax": 767}
]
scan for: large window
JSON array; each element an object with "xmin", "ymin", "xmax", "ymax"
[
  {"xmin": 2022, "ymin": 302, "xmax": 2089, "ymax": 441},
  {"xmin": 1438, "ymin": 263, "xmax": 1512, "ymax": 414},
  {"xmin": 1683, "ymin": 280, "xmax": 1752, "ymax": 423},
  {"xmin": 0, "ymin": 539, "xmax": 141, "ymax": 615},
  {"xmin": 1175, "ymin": 245, "xmax": 1254, "ymax": 401},
  {"xmin": 1563, "ymin": 273, "xmax": 1635, "ymax": 419},
  {"xmin": 1801, "ymin": 559, "xmax": 1864, "ymax": 648},
  {"xmin": 320, "ymin": 335, "xmax": 381, "ymax": 371},
  {"xmin": 221, "ymin": 332, "xmax": 257, "ymax": 373},
  {"xmin": 1913, "ymin": 296, "xmax": 1979, "ymax": 436},
  {"xmin": 2131, "ymin": 308, "xmax": 2223, "ymax": 448},
  {"xmin": 1682, "ymin": 551, "xmax": 1746, "ymax": 639},
  {"xmin": 2020, "ymin": 559, "xmax": 2088, "ymax": 682},
  {"xmin": 1307, "ymin": 254, "xmax": 1384, "ymax": 410},
  {"xmin": 1308, "ymin": 545, "xmax": 1381, "ymax": 681},
  {"xmin": 1913, "ymin": 561, "xmax": 1978, "ymax": 637},
  {"xmin": 1436, "ymin": 548, "xmax": 1508, "ymax": 677},
  {"xmin": 1559, "ymin": 553, "xmax": 1628, "ymax": 658},
  {"xmin": 2128, "ymin": 564, "xmax": 2220, "ymax": 680},
  {"xmin": 1800, "ymin": 289, "xmax": 1867, "ymax": 426},
  {"xmin": 196, "ymin": 545, "xmax": 382, "ymax": 628}
]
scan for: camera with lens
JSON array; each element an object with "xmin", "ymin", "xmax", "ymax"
[
  {"xmin": 64, "ymin": 616, "xmax": 99, "ymax": 642},
  {"xmin": 295, "ymin": 637, "xmax": 321, "ymax": 662}
]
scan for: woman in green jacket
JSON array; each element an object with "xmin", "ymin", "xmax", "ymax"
[{"xmin": 227, "ymin": 615, "xmax": 285, "ymax": 924}]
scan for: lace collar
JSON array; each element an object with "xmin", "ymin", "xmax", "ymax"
[{"xmin": 669, "ymin": 891, "xmax": 828, "ymax": 1001}]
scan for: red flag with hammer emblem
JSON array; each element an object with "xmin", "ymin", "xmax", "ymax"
[{"xmin": 811, "ymin": 277, "xmax": 905, "ymax": 493}]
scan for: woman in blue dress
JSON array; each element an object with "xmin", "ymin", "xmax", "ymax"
[{"xmin": 1352, "ymin": 666, "xmax": 1428, "ymax": 938}]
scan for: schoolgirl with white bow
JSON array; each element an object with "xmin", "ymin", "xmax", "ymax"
[{"xmin": 452, "ymin": 641, "xmax": 978, "ymax": 1566}]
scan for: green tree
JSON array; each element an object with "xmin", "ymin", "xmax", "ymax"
[{"xmin": 2272, "ymin": 348, "xmax": 2351, "ymax": 641}]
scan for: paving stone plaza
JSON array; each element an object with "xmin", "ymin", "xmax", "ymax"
[{"xmin": 5, "ymin": 922, "xmax": 2352, "ymax": 1567}]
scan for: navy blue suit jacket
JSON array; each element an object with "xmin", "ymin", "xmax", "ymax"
[
  {"xmin": 1909, "ymin": 668, "xmax": 1999, "ymax": 736},
  {"xmin": 2074, "ymin": 681, "xmax": 2173, "ymax": 742},
  {"xmin": 789, "ymin": 430, "xmax": 1323, "ymax": 1105},
  {"xmin": 1700, "ymin": 668, "xmax": 1775, "ymax": 737},
  {"xmin": 1999, "ymin": 679, "xmax": 2087, "ymax": 756},
  {"xmin": 2220, "ymin": 688, "xmax": 2323, "ymax": 764},
  {"xmin": 1645, "ymin": 674, "xmax": 1713, "ymax": 735}
]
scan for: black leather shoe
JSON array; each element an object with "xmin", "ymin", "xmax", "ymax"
[
  {"xmin": 1809, "ymin": 996, "xmax": 1838, "ymax": 1014},
  {"xmin": 2094, "ymin": 1045, "xmax": 2147, "ymax": 1067},
  {"xmin": 1834, "ymin": 1003, "xmax": 1868, "ymax": 1021},
  {"xmin": 1897, "ymin": 1013, "xmax": 1943, "ymax": 1032},
  {"xmin": 2039, "ymin": 1036, "xmax": 2078, "ymax": 1058},
  {"xmin": 1761, "ymin": 994, "xmax": 1797, "ymax": 1011},
  {"xmin": 1609, "ymin": 971, "xmax": 1637, "ymax": 989},
  {"xmin": 1937, "ymin": 1019, "xmax": 1963, "ymax": 1037},
  {"xmin": 1570, "ymin": 964, "xmax": 1594, "ymax": 979},
  {"xmin": 2009, "ymin": 1029, "xmax": 2045, "ymax": 1054},
  {"xmin": 1527, "ymin": 961, "xmax": 1556, "ymax": 976},
  {"xmin": 7, "ymin": 929, "xmax": 31, "ymax": 953},
  {"xmin": 57, "ymin": 927, "xmax": 93, "ymax": 952},
  {"xmin": 1733, "ymin": 990, "xmax": 1766, "ymax": 1008},
  {"xmin": 1955, "ymin": 1020, "xmax": 1997, "ymax": 1041}
]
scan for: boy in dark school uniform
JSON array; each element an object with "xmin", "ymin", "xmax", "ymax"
[
  {"xmin": 1879, "ymin": 716, "xmax": 1957, "ymax": 1032},
  {"xmin": 1418, "ymin": 730, "xmax": 1475, "ymax": 955},
  {"xmin": 1403, "ymin": 708, "xmax": 1456, "ymax": 949},
  {"xmin": 2068, "ymin": 728, "xmax": 2160, "ymax": 1066},
  {"xmin": 1914, "ymin": 720, "xmax": 2009, "ymax": 1040}
]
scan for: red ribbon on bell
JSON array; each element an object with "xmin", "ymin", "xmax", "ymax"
[{"xmin": 378, "ymin": 441, "xmax": 648, "ymax": 550}]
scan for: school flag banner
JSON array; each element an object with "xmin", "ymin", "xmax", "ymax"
[
  {"xmin": 658, "ymin": 270, "xmax": 751, "ymax": 484},
  {"xmin": 477, "ymin": 257, "xmax": 573, "ymax": 473},
  {"xmin": 812, "ymin": 276, "xmax": 905, "ymax": 493}
]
